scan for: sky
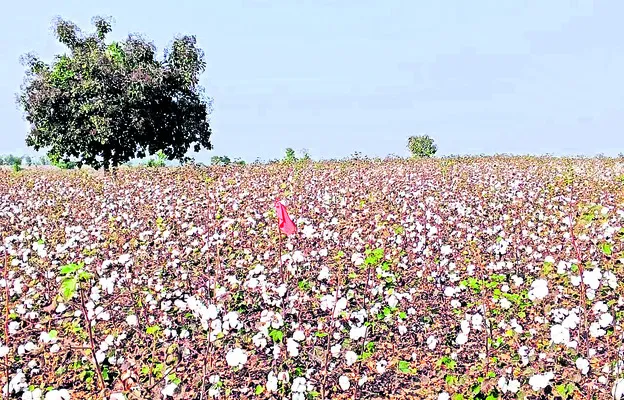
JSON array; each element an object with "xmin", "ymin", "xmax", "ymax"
[{"xmin": 1, "ymin": 0, "xmax": 623, "ymax": 162}]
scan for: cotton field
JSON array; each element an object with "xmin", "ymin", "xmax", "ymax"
[{"xmin": 0, "ymin": 157, "xmax": 623, "ymax": 400}]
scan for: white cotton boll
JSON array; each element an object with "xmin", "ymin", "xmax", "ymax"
[
  {"xmin": 500, "ymin": 298, "xmax": 511, "ymax": 309},
  {"xmin": 441, "ymin": 245, "xmax": 452, "ymax": 255},
  {"xmin": 22, "ymin": 388, "xmax": 43, "ymax": 400},
  {"xmin": 594, "ymin": 301, "xmax": 608, "ymax": 313},
  {"xmin": 50, "ymin": 344, "xmax": 60, "ymax": 353},
  {"xmin": 455, "ymin": 332, "xmax": 468, "ymax": 345},
  {"xmin": 0, "ymin": 346, "xmax": 9, "ymax": 357},
  {"xmin": 590, "ymin": 322, "xmax": 606, "ymax": 337},
  {"xmin": 528, "ymin": 279, "xmax": 549, "ymax": 301},
  {"xmin": 471, "ymin": 314, "xmax": 483, "ymax": 328},
  {"xmin": 576, "ymin": 357, "xmax": 589, "ymax": 374},
  {"xmin": 376, "ymin": 360, "xmax": 387, "ymax": 374},
  {"xmin": 126, "ymin": 315, "xmax": 138, "ymax": 326},
  {"xmin": 345, "ymin": 351, "xmax": 357, "ymax": 366},
  {"xmin": 109, "ymin": 393, "xmax": 126, "ymax": 400},
  {"xmin": 118, "ymin": 254, "xmax": 131, "ymax": 264},
  {"xmin": 318, "ymin": 266, "xmax": 330, "ymax": 281},
  {"xmin": 292, "ymin": 377, "xmax": 307, "ymax": 394},
  {"xmin": 9, "ymin": 321, "xmax": 19, "ymax": 334},
  {"xmin": 266, "ymin": 372, "xmax": 278, "ymax": 392},
  {"xmin": 498, "ymin": 377, "xmax": 509, "ymax": 393},
  {"xmin": 427, "ymin": 335, "xmax": 437, "ymax": 350},
  {"xmin": 339, "ymin": 375, "xmax": 350, "ymax": 391},
  {"xmin": 613, "ymin": 379, "xmax": 624, "ymax": 400},
  {"xmin": 444, "ymin": 287, "xmax": 455, "ymax": 297},
  {"xmin": 320, "ymin": 295, "xmax": 336, "ymax": 311},
  {"xmin": 286, "ymin": 338, "xmax": 300, "ymax": 357},
  {"xmin": 438, "ymin": 392, "xmax": 450, "ymax": 400},
  {"xmin": 161, "ymin": 383, "xmax": 177, "ymax": 397},
  {"xmin": 599, "ymin": 313, "xmax": 613, "ymax": 328},
  {"xmin": 206, "ymin": 304, "xmax": 218, "ymax": 319},
  {"xmin": 460, "ymin": 320, "xmax": 470, "ymax": 334},
  {"xmin": 55, "ymin": 304, "xmax": 67, "ymax": 314},
  {"xmin": 550, "ymin": 324, "xmax": 570, "ymax": 344},
  {"xmin": 528, "ymin": 372, "xmax": 553, "ymax": 391},
  {"xmin": 44, "ymin": 390, "xmax": 70, "ymax": 400},
  {"xmin": 293, "ymin": 330, "xmax": 305, "ymax": 342},
  {"xmin": 507, "ymin": 379, "xmax": 520, "ymax": 393},
  {"xmin": 583, "ymin": 269, "xmax": 602, "ymax": 290},
  {"xmin": 225, "ymin": 348, "xmax": 248, "ymax": 368},
  {"xmin": 334, "ymin": 298, "xmax": 348, "ymax": 317},
  {"xmin": 387, "ymin": 295, "xmax": 398, "ymax": 308},
  {"xmin": 398, "ymin": 325, "xmax": 407, "ymax": 335},
  {"xmin": 349, "ymin": 325, "xmax": 366, "ymax": 341},
  {"xmin": 331, "ymin": 343, "xmax": 341, "ymax": 356},
  {"xmin": 252, "ymin": 332, "xmax": 267, "ymax": 348},
  {"xmin": 451, "ymin": 300, "xmax": 461, "ymax": 308}
]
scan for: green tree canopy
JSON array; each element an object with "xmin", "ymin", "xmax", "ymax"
[
  {"xmin": 407, "ymin": 135, "xmax": 437, "ymax": 158},
  {"xmin": 19, "ymin": 16, "xmax": 213, "ymax": 169}
]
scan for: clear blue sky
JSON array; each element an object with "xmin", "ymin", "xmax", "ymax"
[{"xmin": 1, "ymin": 1, "xmax": 623, "ymax": 162}]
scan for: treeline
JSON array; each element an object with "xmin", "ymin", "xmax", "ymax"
[{"xmin": 0, "ymin": 154, "xmax": 50, "ymax": 166}]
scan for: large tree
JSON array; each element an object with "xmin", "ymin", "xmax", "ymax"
[{"xmin": 19, "ymin": 16, "xmax": 213, "ymax": 169}]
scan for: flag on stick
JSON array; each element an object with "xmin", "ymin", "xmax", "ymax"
[{"xmin": 274, "ymin": 199, "xmax": 297, "ymax": 235}]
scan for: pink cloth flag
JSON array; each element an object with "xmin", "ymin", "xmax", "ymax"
[{"xmin": 274, "ymin": 199, "xmax": 297, "ymax": 235}]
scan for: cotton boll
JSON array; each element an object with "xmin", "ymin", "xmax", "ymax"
[
  {"xmin": 286, "ymin": 338, "xmax": 300, "ymax": 357},
  {"xmin": 528, "ymin": 372, "xmax": 553, "ymax": 391},
  {"xmin": 126, "ymin": 315, "xmax": 138, "ymax": 326},
  {"xmin": 599, "ymin": 312, "xmax": 613, "ymax": 328},
  {"xmin": 161, "ymin": 383, "xmax": 177, "ymax": 398},
  {"xmin": 427, "ymin": 335, "xmax": 437, "ymax": 350},
  {"xmin": 343, "ymin": 350, "xmax": 358, "ymax": 366},
  {"xmin": 376, "ymin": 360, "xmax": 387, "ymax": 374},
  {"xmin": 455, "ymin": 332, "xmax": 468, "ymax": 345},
  {"xmin": 583, "ymin": 268, "xmax": 602, "ymax": 290},
  {"xmin": 613, "ymin": 379, "xmax": 624, "ymax": 400},
  {"xmin": 507, "ymin": 379, "xmax": 520, "ymax": 393},
  {"xmin": 590, "ymin": 322, "xmax": 606, "ymax": 337},
  {"xmin": 266, "ymin": 372, "xmax": 278, "ymax": 392},
  {"xmin": 44, "ymin": 390, "xmax": 70, "ymax": 400},
  {"xmin": 550, "ymin": 324, "xmax": 570, "ymax": 345},
  {"xmin": 318, "ymin": 266, "xmax": 330, "ymax": 281},
  {"xmin": 576, "ymin": 357, "xmax": 589, "ymax": 374},
  {"xmin": 338, "ymin": 375, "xmax": 350, "ymax": 391},
  {"xmin": 528, "ymin": 279, "xmax": 548, "ymax": 301},
  {"xmin": 349, "ymin": 325, "xmax": 366, "ymax": 341},
  {"xmin": 225, "ymin": 348, "xmax": 248, "ymax": 368}
]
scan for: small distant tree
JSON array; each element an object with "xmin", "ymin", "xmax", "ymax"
[
  {"xmin": 39, "ymin": 155, "xmax": 51, "ymax": 165},
  {"xmin": 19, "ymin": 16, "xmax": 213, "ymax": 170},
  {"xmin": 284, "ymin": 148, "xmax": 297, "ymax": 163},
  {"xmin": 300, "ymin": 148, "xmax": 311, "ymax": 161},
  {"xmin": 11, "ymin": 157, "xmax": 23, "ymax": 172},
  {"xmin": 211, "ymin": 155, "xmax": 231, "ymax": 166},
  {"xmin": 146, "ymin": 150, "xmax": 166, "ymax": 167},
  {"xmin": 407, "ymin": 135, "xmax": 437, "ymax": 158}
]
